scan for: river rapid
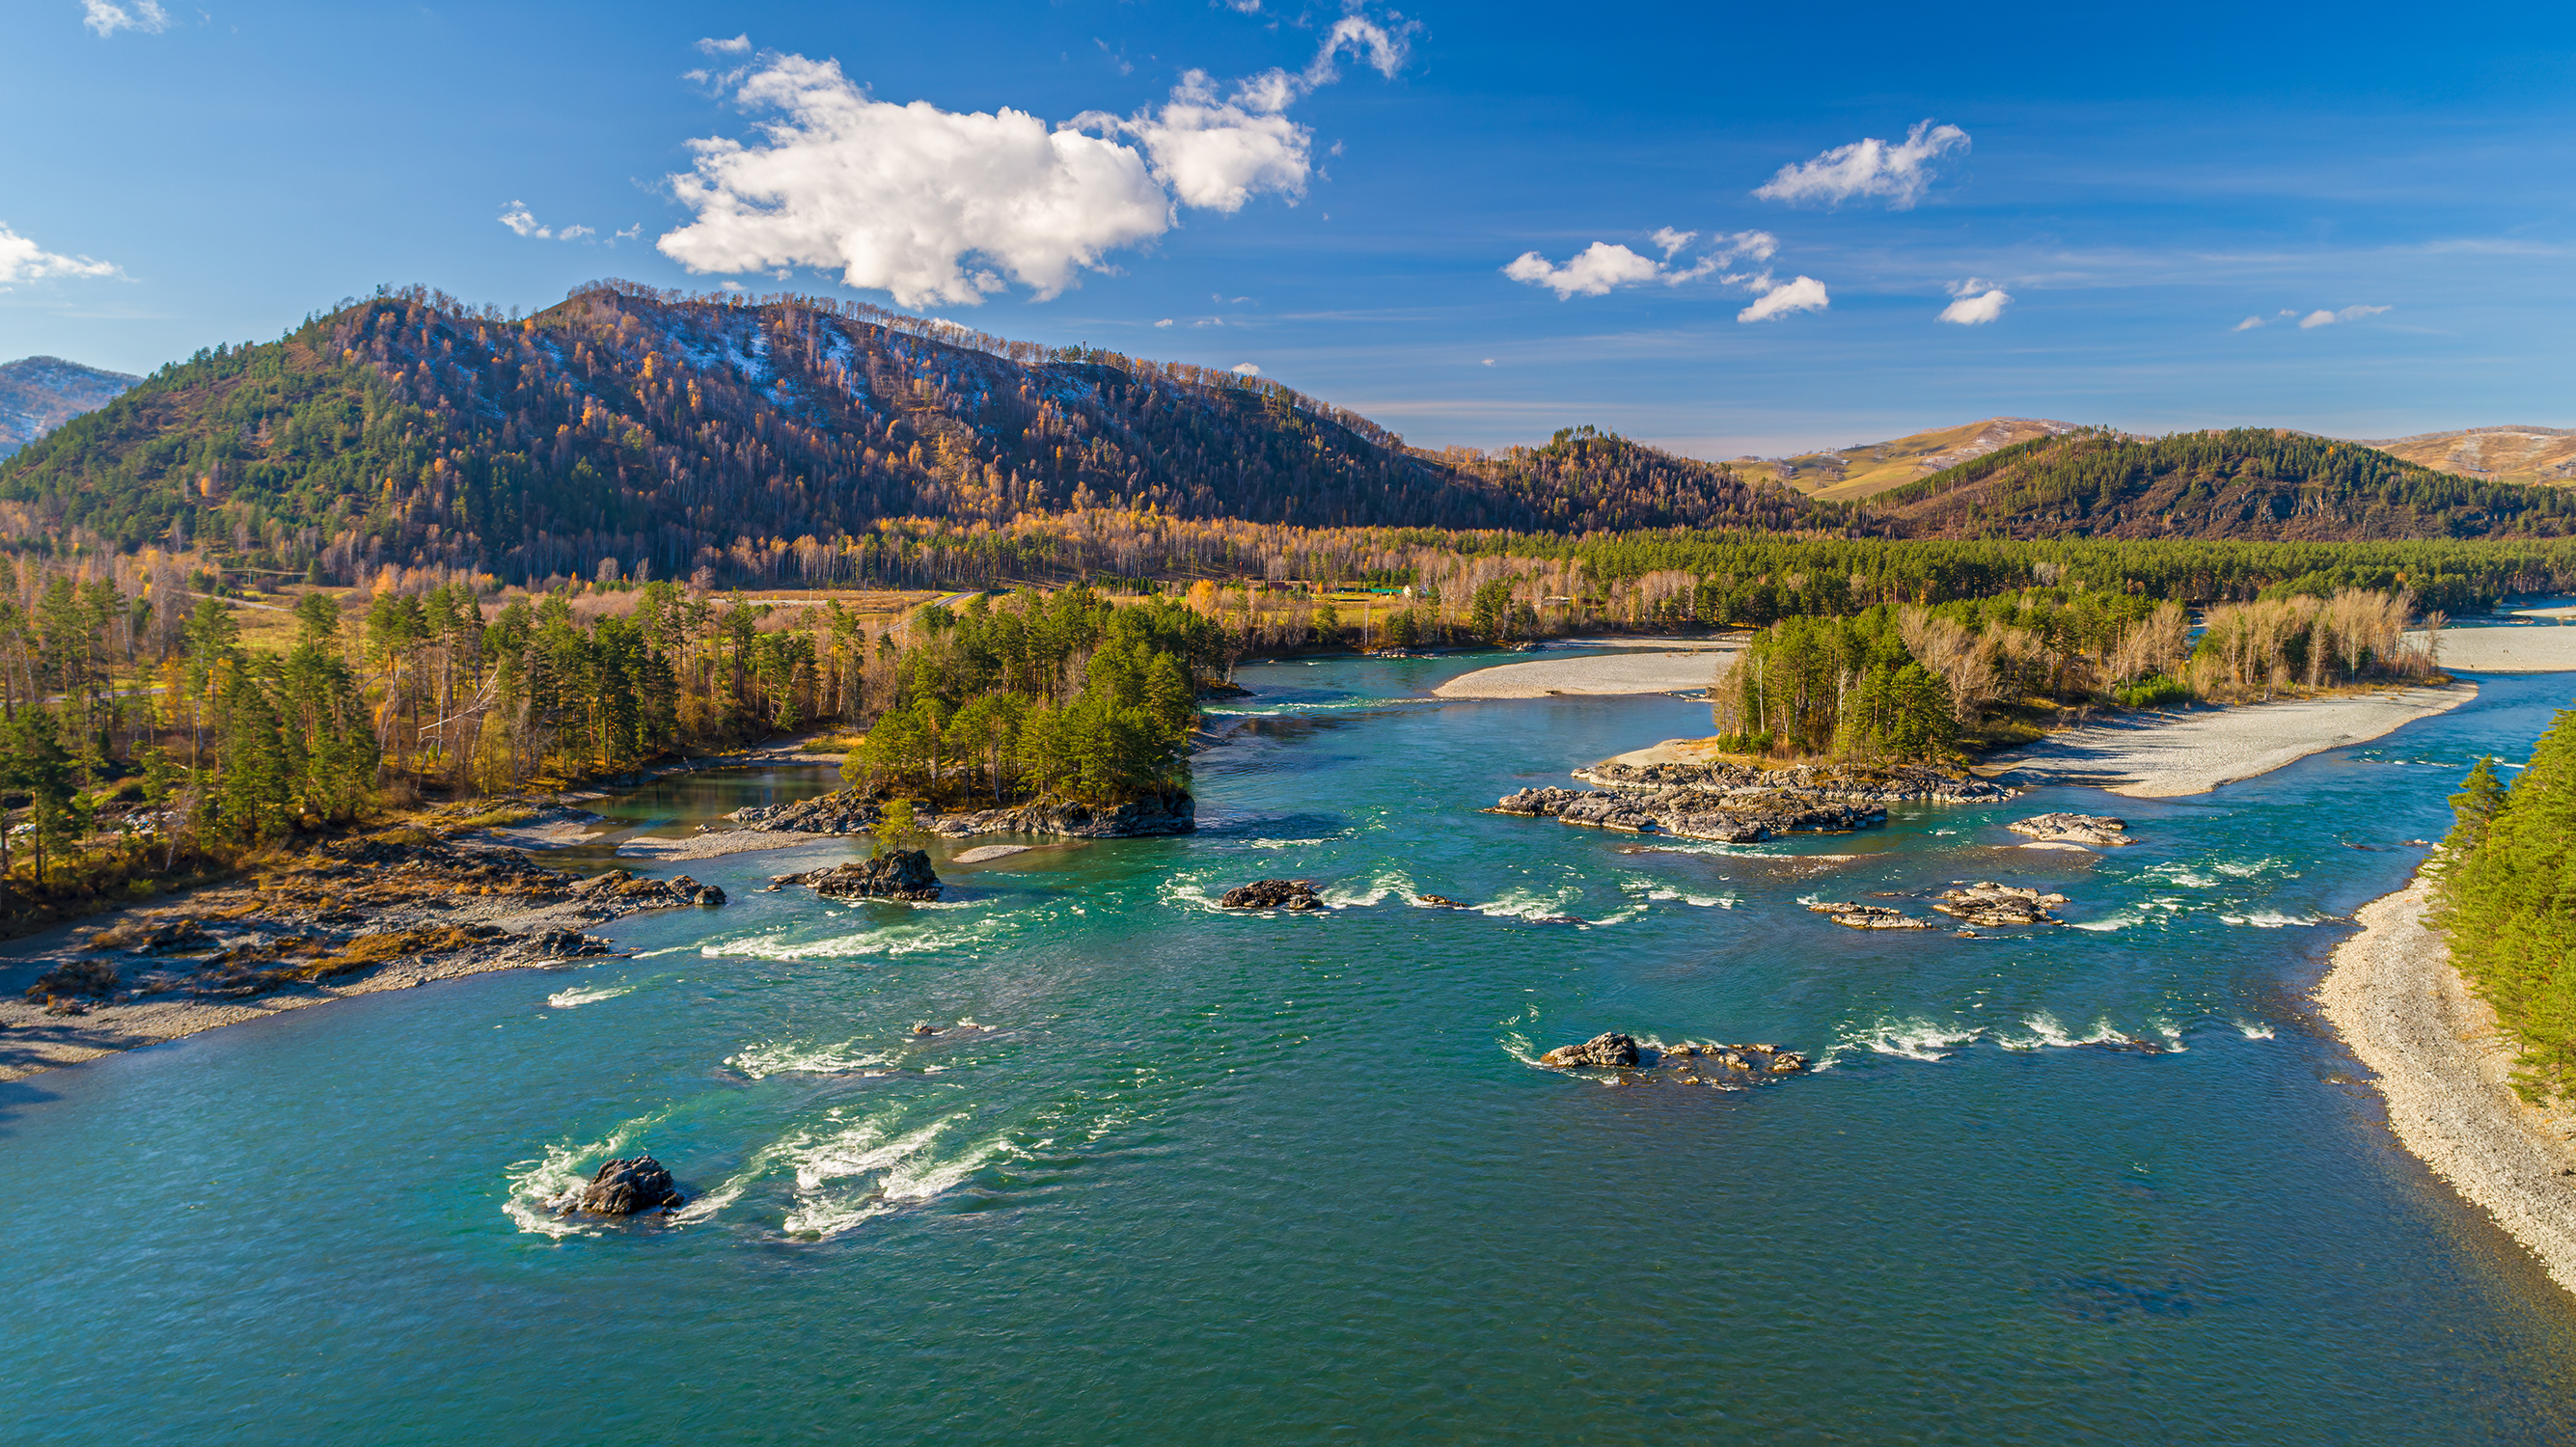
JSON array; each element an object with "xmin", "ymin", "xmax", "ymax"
[{"xmin": 6, "ymin": 649, "xmax": 2576, "ymax": 1442}]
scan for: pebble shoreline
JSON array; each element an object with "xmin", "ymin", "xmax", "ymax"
[{"xmin": 2316, "ymin": 876, "xmax": 2576, "ymax": 1297}]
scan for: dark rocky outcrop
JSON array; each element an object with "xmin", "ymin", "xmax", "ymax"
[
  {"xmin": 1539, "ymin": 1031, "xmax": 1639, "ymax": 1067},
  {"xmin": 23, "ymin": 957, "xmax": 121, "ymax": 1001},
  {"xmin": 2008, "ymin": 813, "xmax": 2133, "ymax": 846},
  {"xmin": 763, "ymin": 851, "xmax": 943, "ymax": 901},
  {"xmin": 929, "ymin": 793, "xmax": 1194, "ymax": 839},
  {"xmin": 558, "ymin": 1156, "xmax": 683, "ymax": 1216},
  {"xmin": 569, "ymin": 869, "xmax": 729, "ymax": 912},
  {"xmin": 1491, "ymin": 784, "xmax": 1882, "ymax": 843},
  {"xmin": 725, "ymin": 790, "xmax": 882, "ymax": 834},
  {"xmin": 529, "ymin": 929, "xmax": 616, "ymax": 958},
  {"xmin": 1929, "ymin": 882, "xmax": 2067, "ymax": 927},
  {"xmin": 1806, "ymin": 902, "xmax": 1933, "ymax": 930},
  {"xmin": 1574, "ymin": 759, "xmax": 2014, "ymax": 805},
  {"xmin": 1412, "ymin": 893, "xmax": 1468, "ymax": 909},
  {"xmin": 1535, "ymin": 1033, "xmax": 1814, "ymax": 1080},
  {"xmin": 1218, "ymin": 879, "xmax": 1326, "ymax": 911}
]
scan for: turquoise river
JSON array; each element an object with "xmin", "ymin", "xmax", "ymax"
[{"xmin": 6, "ymin": 647, "xmax": 2576, "ymax": 1442}]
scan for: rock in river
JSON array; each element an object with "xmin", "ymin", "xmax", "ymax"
[
  {"xmin": 1540, "ymin": 1031, "xmax": 1640, "ymax": 1068},
  {"xmin": 2008, "ymin": 813, "xmax": 2133, "ymax": 847},
  {"xmin": 558, "ymin": 1156, "xmax": 683, "ymax": 1216},
  {"xmin": 1805, "ymin": 902, "xmax": 1933, "ymax": 930},
  {"xmin": 1219, "ymin": 879, "xmax": 1326, "ymax": 911},
  {"xmin": 1929, "ymin": 882, "xmax": 2068, "ymax": 927},
  {"xmin": 764, "ymin": 850, "xmax": 943, "ymax": 901}
]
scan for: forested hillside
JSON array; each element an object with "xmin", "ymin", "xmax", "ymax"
[
  {"xmin": 1862, "ymin": 427, "xmax": 2576, "ymax": 540},
  {"xmin": 0, "ymin": 283, "xmax": 1832, "ymax": 587}
]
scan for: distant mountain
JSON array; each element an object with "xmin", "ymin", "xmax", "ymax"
[
  {"xmin": 0, "ymin": 355, "xmax": 139, "ymax": 459},
  {"xmin": 1857, "ymin": 426, "xmax": 2576, "ymax": 540},
  {"xmin": 2358, "ymin": 425, "xmax": 2576, "ymax": 488},
  {"xmin": 0, "ymin": 283, "xmax": 1831, "ymax": 581},
  {"xmin": 1739, "ymin": 417, "xmax": 2087, "ymax": 501}
]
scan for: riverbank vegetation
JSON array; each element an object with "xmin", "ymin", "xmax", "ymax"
[
  {"xmin": 2433, "ymin": 727, "xmax": 2576, "ymax": 1100},
  {"xmin": 1709, "ymin": 587, "xmax": 2441, "ymax": 763}
]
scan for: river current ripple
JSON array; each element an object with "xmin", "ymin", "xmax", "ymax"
[{"xmin": 6, "ymin": 650, "xmax": 2576, "ymax": 1443}]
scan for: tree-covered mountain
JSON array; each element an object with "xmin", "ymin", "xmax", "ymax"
[
  {"xmin": 1858, "ymin": 426, "xmax": 2576, "ymax": 540},
  {"xmin": 9, "ymin": 283, "xmax": 2572, "ymax": 587},
  {"xmin": 0, "ymin": 355, "xmax": 139, "ymax": 460},
  {"xmin": 0, "ymin": 283, "xmax": 1830, "ymax": 586}
]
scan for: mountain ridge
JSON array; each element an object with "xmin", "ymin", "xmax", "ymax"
[
  {"xmin": 0, "ymin": 355, "xmax": 140, "ymax": 459},
  {"xmin": 6, "ymin": 283, "xmax": 2574, "ymax": 586}
]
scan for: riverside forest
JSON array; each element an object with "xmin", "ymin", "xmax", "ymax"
[{"xmin": 0, "ymin": 283, "xmax": 2569, "ymax": 935}]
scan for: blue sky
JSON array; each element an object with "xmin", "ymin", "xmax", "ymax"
[{"xmin": 6, "ymin": 0, "xmax": 2573, "ymax": 456}]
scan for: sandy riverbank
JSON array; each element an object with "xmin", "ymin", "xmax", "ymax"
[
  {"xmin": 2417, "ymin": 626, "xmax": 2576, "ymax": 673},
  {"xmin": 1434, "ymin": 643, "xmax": 1740, "ymax": 699},
  {"xmin": 1986, "ymin": 686, "xmax": 2475, "ymax": 797},
  {"xmin": 2317, "ymin": 878, "xmax": 2576, "ymax": 1297},
  {"xmin": 615, "ymin": 829, "xmax": 844, "ymax": 862}
]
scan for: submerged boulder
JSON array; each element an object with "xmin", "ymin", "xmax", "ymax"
[
  {"xmin": 1218, "ymin": 879, "xmax": 1326, "ymax": 911},
  {"xmin": 764, "ymin": 851, "xmax": 943, "ymax": 901},
  {"xmin": 1539, "ymin": 1031, "xmax": 1641, "ymax": 1068},
  {"xmin": 560, "ymin": 1157, "xmax": 683, "ymax": 1216}
]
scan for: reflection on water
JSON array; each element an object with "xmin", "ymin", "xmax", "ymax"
[{"xmin": 540, "ymin": 765, "xmax": 848, "ymax": 868}]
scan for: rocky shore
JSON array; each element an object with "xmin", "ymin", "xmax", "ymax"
[
  {"xmin": 0, "ymin": 831, "xmax": 726, "ymax": 1082},
  {"xmin": 929, "ymin": 793, "xmax": 1194, "ymax": 839},
  {"xmin": 2317, "ymin": 877, "xmax": 2576, "ymax": 1297},
  {"xmin": 761, "ymin": 851, "xmax": 943, "ymax": 902}
]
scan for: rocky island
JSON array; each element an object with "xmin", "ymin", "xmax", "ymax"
[{"xmin": 1493, "ymin": 759, "xmax": 2011, "ymax": 842}]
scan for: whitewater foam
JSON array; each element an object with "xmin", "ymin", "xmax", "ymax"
[
  {"xmin": 544, "ymin": 984, "xmax": 633, "ymax": 1009},
  {"xmin": 503, "ymin": 1107, "xmax": 673, "ymax": 1238},
  {"xmin": 726, "ymin": 1039, "xmax": 895, "ymax": 1079}
]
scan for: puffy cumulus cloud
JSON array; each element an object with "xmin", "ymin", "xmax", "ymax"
[
  {"xmin": 2234, "ymin": 315, "xmax": 2265, "ymax": 331},
  {"xmin": 82, "ymin": 0, "xmax": 167, "ymax": 37},
  {"xmin": 660, "ymin": 17, "xmax": 1411, "ymax": 308},
  {"xmin": 697, "ymin": 34, "xmax": 751, "ymax": 54},
  {"xmin": 1153, "ymin": 317, "xmax": 1174, "ymax": 327},
  {"xmin": 1504, "ymin": 229, "xmax": 1779, "ymax": 298},
  {"xmin": 1083, "ymin": 69, "xmax": 1312, "ymax": 212},
  {"xmin": 1503, "ymin": 241, "xmax": 1664, "ymax": 297},
  {"xmin": 1936, "ymin": 278, "xmax": 2010, "ymax": 325},
  {"xmin": 1754, "ymin": 120, "xmax": 1969, "ymax": 209},
  {"xmin": 1231, "ymin": 362, "xmax": 1261, "ymax": 375},
  {"xmin": 1738, "ymin": 274, "xmax": 1828, "ymax": 322},
  {"xmin": 0, "ymin": 223, "xmax": 119, "ymax": 285},
  {"xmin": 2299, "ymin": 304, "xmax": 2391, "ymax": 329}
]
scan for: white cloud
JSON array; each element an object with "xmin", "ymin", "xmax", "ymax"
[
  {"xmin": 82, "ymin": 0, "xmax": 167, "ymax": 36},
  {"xmin": 1154, "ymin": 317, "xmax": 1174, "ymax": 327},
  {"xmin": 1503, "ymin": 242, "xmax": 1664, "ymax": 298},
  {"xmin": 1738, "ymin": 275, "xmax": 1828, "ymax": 322},
  {"xmin": 1504, "ymin": 230, "xmax": 1778, "ymax": 298},
  {"xmin": 1480, "ymin": 357, "xmax": 1495, "ymax": 366},
  {"xmin": 612, "ymin": 224, "xmax": 643, "ymax": 244},
  {"xmin": 0, "ymin": 222, "xmax": 119, "ymax": 284},
  {"xmin": 660, "ymin": 19, "xmax": 1410, "ymax": 307},
  {"xmin": 2299, "ymin": 303, "xmax": 2391, "ymax": 328},
  {"xmin": 1936, "ymin": 278, "xmax": 2010, "ymax": 324},
  {"xmin": 1231, "ymin": 362, "xmax": 1260, "ymax": 375},
  {"xmin": 1754, "ymin": 120, "xmax": 1969, "ymax": 209},
  {"xmin": 698, "ymin": 33, "xmax": 750, "ymax": 54},
  {"xmin": 558, "ymin": 224, "xmax": 596, "ymax": 240},
  {"xmin": 2234, "ymin": 315, "xmax": 2264, "ymax": 331},
  {"xmin": 499, "ymin": 201, "xmax": 549, "ymax": 238}
]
